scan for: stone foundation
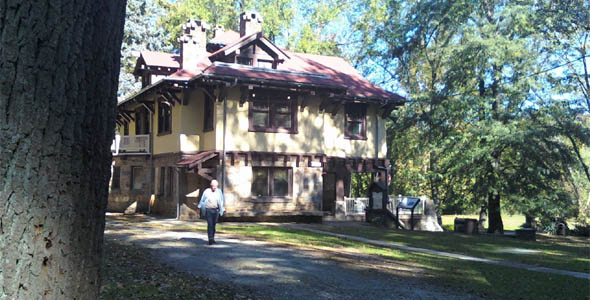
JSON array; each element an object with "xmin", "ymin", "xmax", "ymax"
[
  {"xmin": 223, "ymin": 160, "xmax": 323, "ymax": 216},
  {"xmin": 108, "ymin": 156, "xmax": 151, "ymax": 213},
  {"xmin": 109, "ymin": 152, "xmax": 327, "ymax": 220}
]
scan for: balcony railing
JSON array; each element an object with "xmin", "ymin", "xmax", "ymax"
[{"xmin": 111, "ymin": 134, "xmax": 150, "ymax": 155}]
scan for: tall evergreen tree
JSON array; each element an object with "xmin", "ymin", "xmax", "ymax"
[{"xmin": 119, "ymin": 0, "xmax": 171, "ymax": 99}]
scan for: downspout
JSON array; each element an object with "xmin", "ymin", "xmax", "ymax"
[
  {"xmin": 221, "ymin": 88, "xmax": 227, "ymax": 192},
  {"xmin": 177, "ymin": 99, "xmax": 182, "ymax": 220},
  {"xmin": 375, "ymin": 108, "xmax": 379, "ymax": 160},
  {"xmin": 176, "ymin": 166, "xmax": 180, "ymax": 220},
  {"xmin": 149, "ymin": 111, "xmax": 154, "ymax": 215},
  {"xmin": 375, "ymin": 107, "xmax": 379, "ymax": 182}
]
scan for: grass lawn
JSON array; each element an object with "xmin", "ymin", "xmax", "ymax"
[
  {"xmin": 170, "ymin": 224, "xmax": 589, "ymax": 299},
  {"xmin": 107, "ymin": 214, "xmax": 590, "ymax": 300},
  {"xmin": 100, "ymin": 239, "xmax": 256, "ymax": 300},
  {"xmin": 307, "ymin": 223, "xmax": 590, "ymax": 274},
  {"xmin": 441, "ymin": 214, "xmax": 525, "ymax": 231}
]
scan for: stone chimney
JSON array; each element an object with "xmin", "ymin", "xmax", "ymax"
[
  {"xmin": 179, "ymin": 19, "xmax": 209, "ymax": 70},
  {"xmin": 239, "ymin": 11, "xmax": 263, "ymax": 37}
]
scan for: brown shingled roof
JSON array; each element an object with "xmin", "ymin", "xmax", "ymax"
[
  {"xmin": 130, "ymin": 34, "xmax": 404, "ymax": 104},
  {"xmin": 280, "ymin": 52, "xmax": 401, "ymax": 100},
  {"xmin": 140, "ymin": 50, "xmax": 181, "ymax": 69}
]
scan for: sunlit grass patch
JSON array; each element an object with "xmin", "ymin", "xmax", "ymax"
[
  {"xmin": 441, "ymin": 214, "xmax": 526, "ymax": 231},
  {"xmin": 212, "ymin": 225, "xmax": 589, "ymax": 300},
  {"xmin": 314, "ymin": 224, "xmax": 589, "ymax": 273}
]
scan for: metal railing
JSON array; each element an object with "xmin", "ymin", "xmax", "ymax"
[
  {"xmin": 344, "ymin": 197, "xmax": 369, "ymax": 215},
  {"xmin": 111, "ymin": 134, "xmax": 150, "ymax": 155},
  {"xmin": 347, "ymin": 195, "xmax": 425, "ymax": 216}
]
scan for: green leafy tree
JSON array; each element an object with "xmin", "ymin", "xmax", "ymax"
[
  {"xmin": 158, "ymin": 0, "xmax": 294, "ymax": 46},
  {"xmin": 352, "ymin": 0, "xmax": 589, "ymax": 232},
  {"xmin": 287, "ymin": 0, "xmax": 347, "ymax": 55}
]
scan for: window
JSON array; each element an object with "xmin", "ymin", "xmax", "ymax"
[
  {"xmin": 248, "ymin": 89, "xmax": 298, "ymax": 133},
  {"xmin": 251, "ymin": 167, "xmax": 293, "ymax": 198},
  {"xmin": 345, "ymin": 103, "xmax": 367, "ymax": 140},
  {"xmin": 135, "ymin": 107, "xmax": 150, "ymax": 135},
  {"xmin": 111, "ymin": 166, "xmax": 121, "ymax": 189},
  {"xmin": 167, "ymin": 167, "xmax": 174, "ymax": 196},
  {"xmin": 130, "ymin": 167, "xmax": 143, "ymax": 190},
  {"xmin": 123, "ymin": 122, "xmax": 129, "ymax": 136},
  {"xmin": 237, "ymin": 57, "xmax": 253, "ymax": 65},
  {"xmin": 203, "ymin": 93, "xmax": 214, "ymax": 132},
  {"xmin": 158, "ymin": 102, "xmax": 172, "ymax": 135},
  {"xmin": 257, "ymin": 59, "xmax": 274, "ymax": 69},
  {"xmin": 158, "ymin": 167, "xmax": 165, "ymax": 195}
]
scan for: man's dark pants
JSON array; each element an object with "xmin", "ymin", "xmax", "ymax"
[{"xmin": 206, "ymin": 208, "xmax": 219, "ymax": 241}]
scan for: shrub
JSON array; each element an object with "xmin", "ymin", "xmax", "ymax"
[{"xmin": 571, "ymin": 224, "xmax": 590, "ymax": 237}]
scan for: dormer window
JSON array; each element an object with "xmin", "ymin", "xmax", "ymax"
[
  {"xmin": 257, "ymin": 59, "xmax": 274, "ymax": 69},
  {"xmin": 237, "ymin": 57, "xmax": 253, "ymax": 66},
  {"xmin": 248, "ymin": 89, "xmax": 298, "ymax": 134}
]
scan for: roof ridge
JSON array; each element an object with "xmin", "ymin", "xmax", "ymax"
[{"xmin": 141, "ymin": 50, "xmax": 178, "ymax": 56}]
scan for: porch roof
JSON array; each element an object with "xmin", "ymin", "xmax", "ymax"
[{"xmin": 176, "ymin": 151, "xmax": 218, "ymax": 169}]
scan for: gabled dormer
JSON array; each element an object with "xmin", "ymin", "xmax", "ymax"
[
  {"xmin": 208, "ymin": 12, "xmax": 289, "ymax": 69},
  {"xmin": 133, "ymin": 51, "xmax": 181, "ymax": 87}
]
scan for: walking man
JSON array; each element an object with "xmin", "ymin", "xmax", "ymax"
[{"xmin": 197, "ymin": 179, "xmax": 225, "ymax": 245}]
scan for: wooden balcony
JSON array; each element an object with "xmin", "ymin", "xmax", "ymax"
[{"xmin": 111, "ymin": 134, "xmax": 150, "ymax": 155}]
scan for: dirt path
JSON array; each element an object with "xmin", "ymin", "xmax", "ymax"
[{"xmin": 105, "ymin": 221, "xmax": 480, "ymax": 300}]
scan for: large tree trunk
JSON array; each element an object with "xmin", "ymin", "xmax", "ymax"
[
  {"xmin": 487, "ymin": 192, "xmax": 504, "ymax": 233},
  {"xmin": 478, "ymin": 205, "xmax": 487, "ymax": 232},
  {"xmin": 0, "ymin": 1, "xmax": 126, "ymax": 299},
  {"xmin": 428, "ymin": 154, "xmax": 442, "ymax": 225}
]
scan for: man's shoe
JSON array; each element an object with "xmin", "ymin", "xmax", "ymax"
[
  {"xmin": 208, "ymin": 240, "xmax": 213, "ymax": 245},
  {"xmin": 212, "ymin": 239, "xmax": 216, "ymax": 244}
]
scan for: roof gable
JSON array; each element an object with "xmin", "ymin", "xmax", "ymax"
[{"xmin": 208, "ymin": 32, "xmax": 290, "ymax": 62}]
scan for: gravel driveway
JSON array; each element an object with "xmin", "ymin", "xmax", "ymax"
[{"xmin": 105, "ymin": 221, "xmax": 480, "ymax": 300}]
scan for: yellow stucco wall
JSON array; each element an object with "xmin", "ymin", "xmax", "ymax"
[
  {"xmin": 153, "ymin": 101, "xmax": 182, "ymax": 155},
  {"xmin": 117, "ymin": 119, "xmax": 136, "ymax": 136},
  {"xmin": 152, "ymin": 90, "xmax": 213, "ymax": 154},
  {"xmin": 217, "ymin": 87, "xmax": 387, "ymax": 158},
  {"xmin": 147, "ymin": 86, "xmax": 387, "ymax": 158}
]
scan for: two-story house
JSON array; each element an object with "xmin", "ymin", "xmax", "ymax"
[{"xmin": 109, "ymin": 12, "xmax": 404, "ymax": 221}]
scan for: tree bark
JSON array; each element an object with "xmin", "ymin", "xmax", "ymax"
[
  {"xmin": 487, "ymin": 192, "xmax": 504, "ymax": 233},
  {"xmin": 525, "ymin": 214, "xmax": 536, "ymax": 229},
  {"xmin": 486, "ymin": 65, "xmax": 504, "ymax": 234},
  {"xmin": 478, "ymin": 205, "xmax": 487, "ymax": 232},
  {"xmin": 0, "ymin": 1, "xmax": 126, "ymax": 299}
]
